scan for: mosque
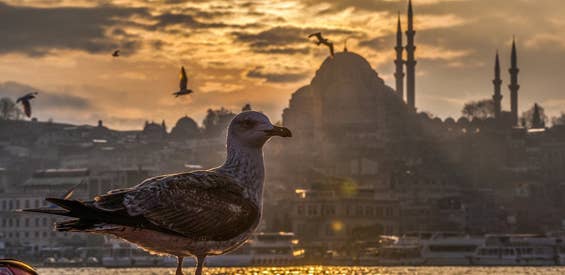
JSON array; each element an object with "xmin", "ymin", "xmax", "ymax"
[{"xmin": 267, "ymin": 0, "xmax": 565, "ymax": 243}]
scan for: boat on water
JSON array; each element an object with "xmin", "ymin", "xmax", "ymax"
[
  {"xmin": 372, "ymin": 232, "xmax": 429, "ymax": 265},
  {"xmin": 373, "ymin": 232, "xmax": 564, "ymax": 266},
  {"xmin": 420, "ymin": 232, "xmax": 484, "ymax": 265},
  {"xmin": 470, "ymin": 234, "xmax": 564, "ymax": 266},
  {"xmin": 102, "ymin": 232, "xmax": 303, "ymax": 267}
]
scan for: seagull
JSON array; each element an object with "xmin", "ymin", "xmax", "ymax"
[
  {"xmin": 172, "ymin": 66, "xmax": 193, "ymax": 97},
  {"xmin": 22, "ymin": 111, "xmax": 292, "ymax": 275},
  {"xmin": 112, "ymin": 50, "xmax": 120, "ymax": 57},
  {"xmin": 16, "ymin": 92, "xmax": 38, "ymax": 118},
  {"xmin": 308, "ymin": 32, "xmax": 334, "ymax": 57}
]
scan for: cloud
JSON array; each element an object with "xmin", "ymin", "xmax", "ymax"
[
  {"xmin": 0, "ymin": 2, "xmax": 148, "ymax": 56},
  {"xmin": 300, "ymin": 0, "xmax": 403, "ymax": 15},
  {"xmin": 153, "ymin": 13, "xmax": 228, "ymax": 29},
  {"xmin": 246, "ymin": 66, "xmax": 308, "ymax": 83}
]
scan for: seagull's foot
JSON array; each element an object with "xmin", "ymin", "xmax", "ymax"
[
  {"xmin": 194, "ymin": 255, "xmax": 206, "ymax": 275},
  {"xmin": 176, "ymin": 256, "xmax": 184, "ymax": 275}
]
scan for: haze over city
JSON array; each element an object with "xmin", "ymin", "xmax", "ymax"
[{"xmin": 1, "ymin": 0, "xmax": 565, "ymax": 129}]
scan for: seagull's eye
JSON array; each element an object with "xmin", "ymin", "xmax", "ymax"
[{"xmin": 241, "ymin": 119, "xmax": 255, "ymax": 129}]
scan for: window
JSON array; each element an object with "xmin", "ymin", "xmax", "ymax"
[
  {"xmin": 1, "ymin": 200, "xmax": 5, "ymax": 210},
  {"xmin": 307, "ymin": 205, "xmax": 318, "ymax": 216},
  {"xmin": 15, "ymin": 200, "xmax": 19, "ymax": 209},
  {"xmin": 376, "ymin": 207, "xmax": 383, "ymax": 217},
  {"xmin": 34, "ymin": 200, "xmax": 39, "ymax": 208},
  {"xmin": 25, "ymin": 200, "xmax": 29, "ymax": 208},
  {"xmin": 15, "ymin": 219, "xmax": 19, "ymax": 227},
  {"xmin": 42, "ymin": 218, "xmax": 47, "ymax": 226},
  {"xmin": 356, "ymin": 206, "xmax": 363, "ymax": 216},
  {"xmin": 323, "ymin": 205, "xmax": 336, "ymax": 216},
  {"xmin": 297, "ymin": 205, "xmax": 304, "ymax": 215},
  {"xmin": 25, "ymin": 218, "xmax": 29, "ymax": 227},
  {"xmin": 35, "ymin": 218, "xmax": 39, "ymax": 227},
  {"xmin": 365, "ymin": 206, "xmax": 373, "ymax": 216}
]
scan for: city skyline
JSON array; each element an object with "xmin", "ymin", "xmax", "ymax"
[{"xmin": 1, "ymin": 0, "xmax": 565, "ymax": 130}]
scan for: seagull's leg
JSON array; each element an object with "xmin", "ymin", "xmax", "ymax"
[
  {"xmin": 194, "ymin": 255, "xmax": 206, "ymax": 275},
  {"xmin": 176, "ymin": 256, "xmax": 184, "ymax": 275}
]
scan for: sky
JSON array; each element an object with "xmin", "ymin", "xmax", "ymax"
[{"xmin": 1, "ymin": 0, "xmax": 564, "ymax": 130}]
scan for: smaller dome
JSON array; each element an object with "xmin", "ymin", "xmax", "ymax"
[
  {"xmin": 457, "ymin": 117, "xmax": 470, "ymax": 125},
  {"xmin": 143, "ymin": 122, "xmax": 163, "ymax": 133},
  {"xmin": 444, "ymin": 117, "xmax": 456, "ymax": 125}
]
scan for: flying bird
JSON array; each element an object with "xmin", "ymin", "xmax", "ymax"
[
  {"xmin": 172, "ymin": 66, "xmax": 193, "ymax": 97},
  {"xmin": 16, "ymin": 92, "xmax": 38, "ymax": 118},
  {"xmin": 308, "ymin": 32, "xmax": 334, "ymax": 57},
  {"xmin": 23, "ymin": 111, "xmax": 292, "ymax": 275},
  {"xmin": 112, "ymin": 50, "xmax": 120, "ymax": 57}
]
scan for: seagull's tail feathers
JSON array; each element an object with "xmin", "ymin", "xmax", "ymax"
[
  {"xmin": 19, "ymin": 207, "xmax": 70, "ymax": 216},
  {"xmin": 21, "ymin": 198, "xmax": 84, "ymax": 217},
  {"xmin": 21, "ymin": 198, "xmax": 109, "ymax": 232},
  {"xmin": 55, "ymin": 219, "xmax": 118, "ymax": 232}
]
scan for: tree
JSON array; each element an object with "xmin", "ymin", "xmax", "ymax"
[
  {"xmin": 461, "ymin": 99, "xmax": 495, "ymax": 120},
  {"xmin": 552, "ymin": 112, "xmax": 565, "ymax": 126},
  {"xmin": 202, "ymin": 107, "xmax": 236, "ymax": 137},
  {"xmin": 0, "ymin": 97, "xmax": 23, "ymax": 120},
  {"xmin": 521, "ymin": 103, "xmax": 547, "ymax": 129}
]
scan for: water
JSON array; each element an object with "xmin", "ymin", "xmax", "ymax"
[{"xmin": 36, "ymin": 266, "xmax": 565, "ymax": 275}]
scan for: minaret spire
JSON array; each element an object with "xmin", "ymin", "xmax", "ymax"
[
  {"xmin": 509, "ymin": 37, "xmax": 520, "ymax": 126},
  {"xmin": 405, "ymin": 0, "xmax": 417, "ymax": 110},
  {"xmin": 394, "ymin": 12, "xmax": 405, "ymax": 100},
  {"xmin": 492, "ymin": 50, "xmax": 502, "ymax": 120}
]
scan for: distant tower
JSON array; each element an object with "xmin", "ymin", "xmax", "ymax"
[
  {"xmin": 509, "ymin": 38, "xmax": 520, "ymax": 125},
  {"xmin": 492, "ymin": 51, "xmax": 503, "ymax": 120},
  {"xmin": 394, "ymin": 13, "xmax": 405, "ymax": 100},
  {"xmin": 405, "ymin": 0, "xmax": 417, "ymax": 110}
]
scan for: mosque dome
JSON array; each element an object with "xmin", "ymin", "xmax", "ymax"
[
  {"xmin": 170, "ymin": 116, "xmax": 199, "ymax": 139},
  {"xmin": 312, "ymin": 52, "xmax": 386, "ymax": 90}
]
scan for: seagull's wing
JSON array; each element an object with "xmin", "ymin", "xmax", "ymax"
[
  {"xmin": 21, "ymin": 100, "xmax": 31, "ymax": 117},
  {"xmin": 179, "ymin": 67, "xmax": 188, "ymax": 90},
  {"xmin": 96, "ymin": 171, "xmax": 259, "ymax": 241},
  {"xmin": 308, "ymin": 32, "xmax": 321, "ymax": 39}
]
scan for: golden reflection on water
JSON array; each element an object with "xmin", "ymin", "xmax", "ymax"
[{"xmin": 37, "ymin": 266, "xmax": 565, "ymax": 275}]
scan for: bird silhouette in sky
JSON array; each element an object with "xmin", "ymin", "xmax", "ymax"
[
  {"xmin": 172, "ymin": 66, "xmax": 193, "ymax": 97},
  {"xmin": 308, "ymin": 32, "xmax": 335, "ymax": 57},
  {"xmin": 112, "ymin": 50, "xmax": 120, "ymax": 57},
  {"xmin": 16, "ymin": 92, "xmax": 38, "ymax": 118}
]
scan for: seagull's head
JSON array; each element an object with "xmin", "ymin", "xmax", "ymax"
[{"xmin": 228, "ymin": 111, "xmax": 292, "ymax": 148}]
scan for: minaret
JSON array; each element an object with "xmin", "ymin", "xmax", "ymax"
[
  {"xmin": 492, "ymin": 51, "xmax": 502, "ymax": 120},
  {"xmin": 508, "ymin": 37, "xmax": 520, "ymax": 125},
  {"xmin": 394, "ymin": 13, "xmax": 405, "ymax": 100},
  {"xmin": 405, "ymin": 0, "xmax": 417, "ymax": 110}
]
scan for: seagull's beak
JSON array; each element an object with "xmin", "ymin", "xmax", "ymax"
[{"xmin": 264, "ymin": 126, "xmax": 292, "ymax": 137}]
